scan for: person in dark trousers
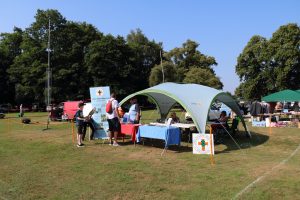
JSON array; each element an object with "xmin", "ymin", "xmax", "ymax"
[
  {"xmin": 74, "ymin": 102, "xmax": 85, "ymax": 147},
  {"xmin": 250, "ymin": 100, "xmax": 262, "ymax": 116},
  {"xmin": 106, "ymin": 93, "xmax": 121, "ymax": 146}
]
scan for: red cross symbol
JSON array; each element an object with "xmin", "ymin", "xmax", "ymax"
[{"xmin": 198, "ymin": 139, "xmax": 208, "ymax": 151}]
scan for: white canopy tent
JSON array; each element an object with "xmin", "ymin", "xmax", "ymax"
[{"xmin": 120, "ymin": 82, "xmax": 250, "ymax": 136}]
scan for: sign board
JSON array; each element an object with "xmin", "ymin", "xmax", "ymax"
[
  {"xmin": 192, "ymin": 133, "xmax": 214, "ymax": 155},
  {"xmin": 89, "ymin": 87, "xmax": 110, "ymax": 139},
  {"xmin": 252, "ymin": 121, "xmax": 266, "ymax": 127}
]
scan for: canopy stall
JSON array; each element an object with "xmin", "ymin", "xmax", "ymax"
[
  {"xmin": 120, "ymin": 82, "xmax": 249, "ymax": 136},
  {"xmin": 262, "ymin": 90, "xmax": 300, "ymax": 102}
]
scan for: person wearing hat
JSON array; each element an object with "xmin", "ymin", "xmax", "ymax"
[{"xmin": 74, "ymin": 102, "xmax": 85, "ymax": 147}]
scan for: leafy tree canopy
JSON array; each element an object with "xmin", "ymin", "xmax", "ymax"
[{"xmin": 235, "ymin": 23, "xmax": 300, "ymax": 100}]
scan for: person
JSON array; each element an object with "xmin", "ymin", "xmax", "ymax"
[
  {"xmin": 274, "ymin": 102, "xmax": 283, "ymax": 112},
  {"xmin": 185, "ymin": 111, "xmax": 193, "ymax": 122},
  {"xmin": 74, "ymin": 102, "xmax": 85, "ymax": 147},
  {"xmin": 83, "ymin": 115, "xmax": 95, "ymax": 141},
  {"xmin": 19, "ymin": 104, "xmax": 24, "ymax": 117},
  {"xmin": 261, "ymin": 101, "xmax": 270, "ymax": 114},
  {"xmin": 292, "ymin": 102, "xmax": 299, "ymax": 112},
  {"xmin": 106, "ymin": 93, "xmax": 121, "ymax": 146},
  {"xmin": 170, "ymin": 112, "xmax": 180, "ymax": 123},
  {"xmin": 211, "ymin": 111, "xmax": 229, "ymax": 131},
  {"xmin": 128, "ymin": 97, "xmax": 140, "ymax": 124},
  {"xmin": 250, "ymin": 100, "xmax": 262, "ymax": 116},
  {"xmin": 211, "ymin": 111, "xmax": 229, "ymax": 144}
]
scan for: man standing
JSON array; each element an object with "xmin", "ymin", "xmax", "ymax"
[
  {"xmin": 128, "ymin": 97, "xmax": 141, "ymax": 124},
  {"xmin": 19, "ymin": 104, "xmax": 24, "ymax": 117},
  {"xmin": 106, "ymin": 93, "xmax": 120, "ymax": 146}
]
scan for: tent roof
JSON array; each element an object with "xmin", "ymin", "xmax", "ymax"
[
  {"xmin": 120, "ymin": 82, "xmax": 249, "ymax": 135},
  {"xmin": 262, "ymin": 89, "xmax": 300, "ymax": 102}
]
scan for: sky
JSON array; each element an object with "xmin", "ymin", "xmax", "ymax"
[{"xmin": 1, "ymin": 0, "xmax": 300, "ymax": 93}]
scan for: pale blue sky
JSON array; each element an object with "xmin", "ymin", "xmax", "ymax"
[{"xmin": 1, "ymin": 0, "xmax": 300, "ymax": 93}]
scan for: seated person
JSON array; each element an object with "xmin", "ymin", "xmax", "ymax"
[
  {"xmin": 274, "ymin": 102, "xmax": 283, "ymax": 112},
  {"xmin": 211, "ymin": 111, "xmax": 229, "ymax": 131},
  {"xmin": 185, "ymin": 111, "xmax": 193, "ymax": 122},
  {"xmin": 170, "ymin": 112, "xmax": 180, "ymax": 123},
  {"xmin": 292, "ymin": 102, "xmax": 299, "ymax": 112}
]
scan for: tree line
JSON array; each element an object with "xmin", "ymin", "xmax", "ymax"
[
  {"xmin": 1, "ymin": 9, "xmax": 299, "ymax": 105},
  {"xmin": 0, "ymin": 9, "xmax": 222, "ymax": 105}
]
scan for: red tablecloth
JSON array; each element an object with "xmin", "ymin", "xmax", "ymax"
[{"xmin": 120, "ymin": 123, "xmax": 140, "ymax": 142}]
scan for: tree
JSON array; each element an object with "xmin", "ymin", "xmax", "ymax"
[
  {"xmin": 235, "ymin": 23, "xmax": 300, "ymax": 99},
  {"xmin": 183, "ymin": 67, "xmax": 223, "ymax": 89},
  {"xmin": 85, "ymin": 35, "xmax": 133, "ymax": 96},
  {"xmin": 8, "ymin": 9, "xmax": 68, "ymax": 104},
  {"xmin": 149, "ymin": 62, "xmax": 178, "ymax": 86},
  {"xmin": 235, "ymin": 35, "xmax": 269, "ymax": 99},
  {"xmin": 126, "ymin": 29, "xmax": 162, "ymax": 91},
  {"xmin": 149, "ymin": 39, "xmax": 222, "ymax": 89},
  {"xmin": 268, "ymin": 23, "xmax": 300, "ymax": 90},
  {"xmin": 8, "ymin": 9, "xmax": 102, "ymax": 103},
  {"xmin": 0, "ymin": 27, "xmax": 23, "ymax": 104},
  {"xmin": 51, "ymin": 21, "xmax": 102, "ymax": 101},
  {"xmin": 166, "ymin": 39, "xmax": 217, "ymax": 71}
]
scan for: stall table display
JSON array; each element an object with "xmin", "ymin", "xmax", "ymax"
[
  {"xmin": 149, "ymin": 122, "xmax": 196, "ymax": 129},
  {"xmin": 120, "ymin": 123, "xmax": 140, "ymax": 142},
  {"xmin": 136, "ymin": 125, "xmax": 181, "ymax": 147}
]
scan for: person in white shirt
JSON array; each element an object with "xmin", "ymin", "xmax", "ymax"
[{"xmin": 106, "ymin": 93, "xmax": 121, "ymax": 146}]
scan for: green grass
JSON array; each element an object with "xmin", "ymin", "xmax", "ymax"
[{"xmin": 0, "ymin": 112, "xmax": 300, "ymax": 200}]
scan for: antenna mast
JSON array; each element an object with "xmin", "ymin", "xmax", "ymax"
[
  {"xmin": 160, "ymin": 50, "xmax": 164, "ymax": 83},
  {"xmin": 46, "ymin": 18, "xmax": 52, "ymax": 106}
]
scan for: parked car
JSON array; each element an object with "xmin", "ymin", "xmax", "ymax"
[
  {"xmin": 45, "ymin": 104, "xmax": 63, "ymax": 121},
  {"xmin": 0, "ymin": 104, "xmax": 12, "ymax": 113},
  {"xmin": 0, "ymin": 113, "xmax": 5, "ymax": 119},
  {"xmin": 208, "ymin": 105, "xmax": 222, "ymax": 120},
  {"xmin": 219, "ymin": 103, "xmax": 231, "ymax": 116}
]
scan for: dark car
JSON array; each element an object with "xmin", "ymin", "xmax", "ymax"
[{"xmin": 0, "ymin": 104, "xmax": 12, "ymax": 113}]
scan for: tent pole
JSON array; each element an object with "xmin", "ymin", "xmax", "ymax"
[{"xmin": 209, "ymin": 126, "xmax": 215, "ymax": 165}]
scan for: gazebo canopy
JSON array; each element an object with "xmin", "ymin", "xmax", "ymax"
[
  {"xmin": 262, "ymin": 89, "xmax": 300, "ymax": 102},
  {"xmin": 120, "ymin": 82, "xmax": 249, "ymax": 135}
]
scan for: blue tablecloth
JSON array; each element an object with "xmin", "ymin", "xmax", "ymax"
[{"xmin": 136, "ymin": 125, "xmax": 181, "ymax": 147}]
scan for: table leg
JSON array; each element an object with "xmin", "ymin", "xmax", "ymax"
[{"xmin": 161, "ymin": 146, "xmax": 168, "ymax": 156}]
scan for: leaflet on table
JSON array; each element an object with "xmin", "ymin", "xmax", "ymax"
[{"xmin": 89, "ymin": 86, "xmax": 110, "ymax": 139}]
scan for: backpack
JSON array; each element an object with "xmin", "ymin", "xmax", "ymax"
[{"xmin": 106, "ymin": 100, "xmax": 113, "ymax": 114}]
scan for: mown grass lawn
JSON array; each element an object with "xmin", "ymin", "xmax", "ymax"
[{"xmin": 0, "ymin": 112, "xmax": 300, "ymax": 200}]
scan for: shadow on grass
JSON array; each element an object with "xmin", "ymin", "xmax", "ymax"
[
  {"xmin": 214, "ymin": 131, "xmax": 269, "ymax": 154},
  {"xmin": 115, "ymin": 131, "xmax": 269, "ymax": 154}
]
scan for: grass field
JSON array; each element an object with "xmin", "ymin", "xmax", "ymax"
[{"xmin": 0, "ymin": 112, "xmax": 300, "ymax": 200}]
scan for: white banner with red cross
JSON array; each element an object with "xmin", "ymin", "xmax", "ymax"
[{"xmin": 192, "ymin": 133, "xmax": 214, "ymax": 155}]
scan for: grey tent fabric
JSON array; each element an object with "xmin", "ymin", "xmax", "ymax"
[{"xmin": 120, "ymin": 82, "xmax": 249, "ymax": 136}]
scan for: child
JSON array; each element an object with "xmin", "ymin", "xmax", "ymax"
[{"xmin": 74, "ymin": 102, "xmax": 85, "ymax": 147}]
